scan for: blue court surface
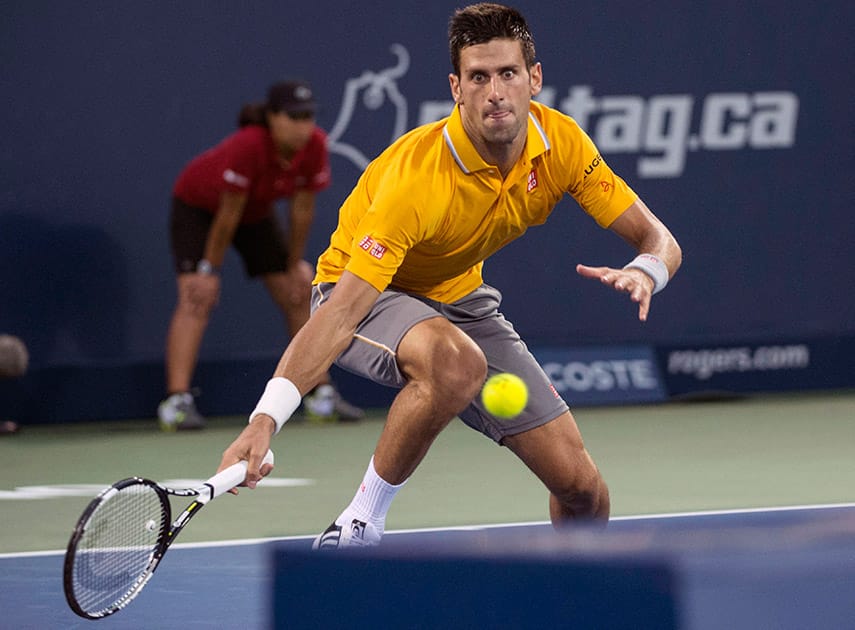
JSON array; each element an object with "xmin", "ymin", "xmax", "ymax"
[{"xmin": 2, "ymin": 503, "xmax": 855, "ymax": 629}]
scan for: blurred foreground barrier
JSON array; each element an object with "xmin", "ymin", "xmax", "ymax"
[{"xmin": 272, "ymin": 506, "xmax": 855, "ymax": 629}]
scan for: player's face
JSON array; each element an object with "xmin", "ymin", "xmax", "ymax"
[
  {"xmin": 268, "ymin": 110, "xmax": 315, "ymax": 154},
  {"xmin": 449, "ymin": 38, "xmax": 542, "ymax": 150}
]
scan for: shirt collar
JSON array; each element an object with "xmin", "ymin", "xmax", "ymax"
[{"xmin": 442, "ymin": 103, "xmax": 550, "ymax": 174}]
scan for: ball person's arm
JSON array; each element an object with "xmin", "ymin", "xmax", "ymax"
[
  {"xmin": 185, "ymin": 191, "xmax": 247, "ymax": 315},
  {"xmin": 203, "ymin": 190, "xmax": 247, "ymax": 269},
  {"xmin": 286, "ymin": 189, "xmax": 316, "ymax": 269}
]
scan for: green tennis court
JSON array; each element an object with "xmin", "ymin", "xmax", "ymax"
[{"xmin": 2, "ymin": 390, "xmax": 853, "ymax": 555}]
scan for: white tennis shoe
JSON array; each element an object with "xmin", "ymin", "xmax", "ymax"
[{"xmin": 312, "ymin": 518, "xmax": 381, "ymax": 550}]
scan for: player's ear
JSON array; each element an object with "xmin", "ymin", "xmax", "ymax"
[
  {"xmin": 529, "ymin": 62, "xmax": 543, "ymax": 97},
  {"xmin": 449, "ymin": 73, "xmax": 463, "ymax": 103}
]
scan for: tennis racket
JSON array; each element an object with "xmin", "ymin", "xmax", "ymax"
[{"xmin": 63, "ymin": 450, "xmax": 274, "ymax": 619}]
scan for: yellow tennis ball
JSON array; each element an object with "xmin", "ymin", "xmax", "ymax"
[{"xmin": 481, "ymin": 373, "xmax": 528, "ymax": 419}]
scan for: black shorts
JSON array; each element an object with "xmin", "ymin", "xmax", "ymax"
[{"xmin": 169, "ymin": 197, "xmax": 290, "ymax": 277}]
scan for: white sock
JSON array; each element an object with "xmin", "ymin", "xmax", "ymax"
[{"xmin": 336, "ymin": 456, "xmax": 406, "ymax": 536}]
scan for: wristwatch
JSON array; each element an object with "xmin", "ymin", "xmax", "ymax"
[{"xmin": 196, "ymin": 259, "xmax": 218, "ymax": 275}]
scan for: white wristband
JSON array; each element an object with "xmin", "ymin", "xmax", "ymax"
[
  {"xmin": 249, "ymin": 377, "xmax": 302, "ymax": 435},
  {"xmin": 623, "ymin": 253, "xmax": 669, "ymax": 295}
]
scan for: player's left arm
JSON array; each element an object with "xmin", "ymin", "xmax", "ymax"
[{"xmin": 577, "ymin": 198, "xmax": 682, "ymax": 321}]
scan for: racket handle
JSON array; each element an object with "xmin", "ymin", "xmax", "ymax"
[{"xmin": 203, "ymin": 449, "xmax": 275, "ymax": 501}]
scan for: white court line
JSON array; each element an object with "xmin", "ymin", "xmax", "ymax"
[{"xmin": 4, "ymin": 501, "xmax": 854, "ymax": 560}]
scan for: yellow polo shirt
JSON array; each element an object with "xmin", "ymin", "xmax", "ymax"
[{"xmin": 315, "ymin": 101, "xmax": 637, "ymax": 303}]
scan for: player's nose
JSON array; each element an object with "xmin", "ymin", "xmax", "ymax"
[{"xmin": 488, "ymin": 77, "xmax": 503, "ymax": 100}]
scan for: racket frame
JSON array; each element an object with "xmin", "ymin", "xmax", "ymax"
[
  {"xmin": 63, "ymin": 477, "xmax": 200, "ymax": 619},
  {"xmin": 63, "ymin": 452, "xmax": 270, "ymax": 619}
]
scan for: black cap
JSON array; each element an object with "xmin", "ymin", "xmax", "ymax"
[{"xmin": 266, "ymin": 80, "xmax": 317, "ymax": 115}]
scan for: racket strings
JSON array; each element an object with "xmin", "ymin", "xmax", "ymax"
[{"xmin": 70, "ymin": 483, "xmax": 167, "ymax": 615}]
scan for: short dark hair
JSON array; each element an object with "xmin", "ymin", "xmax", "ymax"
[{"xmin": 448, "ymin": 3, "xmax": 536, "ymax": 76}]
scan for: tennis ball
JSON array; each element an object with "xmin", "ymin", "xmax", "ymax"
[
  {"xmin": 145, "ymin": 519, "xmax": 157, "ymax": 532},
  {"xmin": 481, "ymin": 373, "xmax": 528, "ymax": 419}
]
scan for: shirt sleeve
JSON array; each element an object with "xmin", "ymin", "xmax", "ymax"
[
  {"xmin": 565, "ymin": 122, "xmax": 637, "ymax": 228},
  {"xmin": 342, "ymin": 170, "xmax": 427, "ymax": 292}
]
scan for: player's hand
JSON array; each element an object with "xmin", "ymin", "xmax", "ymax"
[
  {"xmin": 576, "ymin": 263, "xmax": 654, "ymax": 322},
  {"xmin": 218, "ymin": 416, "xmax": 276, "ymax": 494}
]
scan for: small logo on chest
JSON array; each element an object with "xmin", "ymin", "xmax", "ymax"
[{"xmin": 527, "ymin": 169, "xmax": 538, "ymax": 193}]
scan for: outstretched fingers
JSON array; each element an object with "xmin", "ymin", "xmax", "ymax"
[{"xmin": 576, "ymin": 264, "xmax": 652, "ymax": 321}]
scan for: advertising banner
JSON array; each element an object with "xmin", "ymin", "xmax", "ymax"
[
  {"xmin": 533, "ymin": 345, "xmax": 667, "ymax": 407},
  {"xmin": 657, "ymin": 335, "xmax": 855, "ymax": 398}
]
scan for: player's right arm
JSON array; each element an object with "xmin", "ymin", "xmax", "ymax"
[
  {"xmin": 273, "ymin": 270, "xmax": 380, "ymax": 392},
  {"xmin": 218, "ymin": 270, "xmax": 380, "ymax": 486}
]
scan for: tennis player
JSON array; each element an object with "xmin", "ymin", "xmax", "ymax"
[
  {"xmin": 160, "ymin": 80, "xmax": 363, "ymax": 431},
  {"xmin": 218, "ymin": 3, "xmax": 682, "ymax": 547}
]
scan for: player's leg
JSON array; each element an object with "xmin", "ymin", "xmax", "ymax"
[
  {"xmin": 373, "ymin": 316, "xmax": 488, "ymax": 483},
  {"xmin": 449, "ymin": 283, "xmax": 609, "ymax": 525},
  {"xmin": 312, "ymin": 286, "xmax": 487, "ymax": 549},
  {"xmin": 502, "ymin": 412, "xmax": 610, "ymax": 524}
]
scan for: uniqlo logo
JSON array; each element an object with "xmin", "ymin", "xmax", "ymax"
[
  {"xmin": 358, "ymin": 235, "xmax": 374, "ymax": 251},
  {"xmin": 527, "ymin": 169, "xmax": 538, "ymax": 192},
  {"xmin": 369, "ymin": 242, "xmax": 387, "ymax": 259},
  {"xmin": 358, "ymin": 235, "xmax": 387, "ymax": 259}
]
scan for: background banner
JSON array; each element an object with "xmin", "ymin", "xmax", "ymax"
[{"xmin": 2, "ymin": 1, "xmax": 852, "ymax": 421}]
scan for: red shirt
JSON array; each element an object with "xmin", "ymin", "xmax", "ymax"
[{"xmin": 173, "ymin": 125, "xmax": 331, "ymax": 224}]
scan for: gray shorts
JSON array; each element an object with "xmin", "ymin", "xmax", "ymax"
[{"xmin": 311, "ymin": 282, "xmax": 568, "ymax": 443}]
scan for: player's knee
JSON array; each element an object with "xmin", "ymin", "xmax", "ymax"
[
  {"xmin": 553, "ymin": 466, "xmax": 609, "ymax": 520},
  {"xmin": 450, "ymin": 344, "xmax": 487, "ymax": 402},
  {"xmin": 431, "ymin": 336, "xmax": 487, "ymax": 408}
]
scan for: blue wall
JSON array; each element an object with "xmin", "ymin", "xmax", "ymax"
[{"xmin": 2, "ymin": 1, "xmax": 853, "ymax": 421}]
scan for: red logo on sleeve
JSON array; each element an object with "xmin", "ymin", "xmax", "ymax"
[
  {"xmin": 599, "ymin": 181, "xmax": 612, "ymax": 192},
  {"xmin": 358, "ymin": 235, "xmax": 387, "ymax": 260}
]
